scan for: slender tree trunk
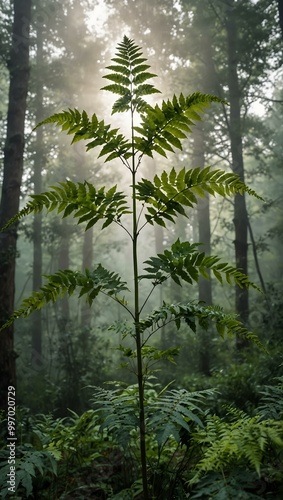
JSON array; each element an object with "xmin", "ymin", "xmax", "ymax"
[
  {"xmin": 225, "ymin": 0, "xmax": 249, "ymax": 348},
  {"xmin": 278, "ymin": 0, "xmax": 283, "ymax": 39},
  {"xmin": 152, "ymin": 159, "xmax": 166, "ymax": 349},
  {"xmin": 58, "ymin": 219, "xmax": 70, "ymax": 327},
  {"xmin": 56, "ymin": 219, "xmax": 71, "ymax": 414},
  {"xmin": 32, "ymin": 17, "xmax": 44, "ymax": 369},
  {"xmin": 154, "ymin": 222, "xmax": 166, "ymax": 347},
  {"xmin": 81, "ymin": 227, "xmax": 93, "ymax": 354},
  {"xmin": 193, "ymin": 125, "xmax": 213, "ymax": 375},
  {"xmin": 171, "ymin": 216, "xmax": 187, "ymax": 304},
  {"xmin": 191, "ymin": 4, "xmax": 216, "ymax": 373},
  {"xmin": 0, "ymin": 0, "xmax": 31, "ymax": 410}
]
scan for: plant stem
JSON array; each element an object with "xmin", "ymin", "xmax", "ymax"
[{"xmin": 131, "ymin": 103, "xmax": 149, "ymax": 499}]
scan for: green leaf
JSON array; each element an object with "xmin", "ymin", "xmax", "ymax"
[
  {"xmin": 103, "ymin": 73, "xmax": 131, "ymax": 86},
  {"xmin": 0, "ymin": 181, "xmax": 131, "ymax": 234},
  {"xmin": 134, "ymin": 166, "xmax": 263, "ymax": 231},
  {"xmin": 101, "ymin": 35, "xmax": 160, "ymax": 115},
  {"xmin": 133, "ymin": 72, "xmax": 158, "ymax": 84},
  {"xmin": 135, "ymin": 93, "xmax": 228, "ymax": 159},
  {"xmin": 135, "ymin": 84, "xmax": 161, "ymax": 97},
  {"xmin": 0, "ymin": 266, "xmax": 129, "ymax": 330},
  {"xmin": 139, "ymin": 239, "xmax": 261, "ymax": 296},
  {"xmin": 101, "ymin": 83, "xmax": 130, "ymax": 95}
]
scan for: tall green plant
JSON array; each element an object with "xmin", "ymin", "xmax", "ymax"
[{"xmin": 1, "ymin": 36, "xmax": 263, "ymax": 499}]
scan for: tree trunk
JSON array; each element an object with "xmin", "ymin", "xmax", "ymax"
[
  {"xmin": 193, "ymin": 125, "xmax": 213, "ymax": 375},
  {"xmin": 32, "ymin": 16, "xmax": 44, "ymax": 369},
  {"xmin": 0, "ymin": 0, "xmax": 31, "ymax": 410},
  {"xmin": 191, "ymin": 4, "xmax": 216, "ymax": 374},
  {"xmin": 278, "ymin": 0, "xmax": 283, "ymax": 39},
  {"xmin": 225, "ymin": 0, "xmax": 249, "ymax": 348},
  {"xmin": 154, "ymin": 222, "xmax": 166, "ymax": 347},
  {"xmin": 58, "ymin": 219, "xmax": 70, "ymax": 327},
  {"xmin": 81, "ymin": 227, "xmax": 93, "ymax": 354}
]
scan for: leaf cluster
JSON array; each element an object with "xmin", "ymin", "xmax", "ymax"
[
  {"xmin": 140, "ymin": 237, "xmax": 261, "ymax": 292},
  {"xmin": 136, "ymin": 166, "xmax": 263, "ymax": 228},
  {"xmin": 35, "ymin": 108, "xmax": 131, "ymax": 162},
  {"xmin": 134, "ymin": 93, "xmax": 227, "ymax": 159},
  {"xmin": 1, "ymin": 181, "xmax": 130, "ymax": 234},
  {"xmin": 91, "ymin": 386, "xmax": 139, "ymax": 448},
  {"xmin": 0, "ymin": 265, "xmax": 128, "ymax": 330},
  {"xmin": 139, "ymin": 302, "xmax": 265, "ymax": 350},
  {"xmin": 91, "ymin": 384, "xmax": 214, "ymax": 451},
  {"xmin": 257, "ymin": 376, "xmax": 283, "ymax": 421},
  {"xmin": 192, "ymin": 410, "xmax": 283, "ymax": 482},
  {"xmin": 102, "ymin": 35, "xmax": 161, "ymax": 114},
  {"xmin": 147, "ymin": 388, "xmax": 214, "ymax": 447},
  {"xmin": 0, "ymin": 448, "xmax": 57, "ymax": 499}
]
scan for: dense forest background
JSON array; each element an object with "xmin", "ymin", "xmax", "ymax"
[{"xmin": 0, "ymin": 0, "xmax": 283, "ymax": 498}]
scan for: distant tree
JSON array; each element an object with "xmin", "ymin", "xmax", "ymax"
[
  {"xmin": 0, "ymin": 0, "xmax": 31, "ymax": 410},
  {"xmin": 225, "ymin": 0, "xmax": 249, "ymax": 344},
  {"xmin": 189, "ymin": 3, "xmax": 219, "ymax": 373},
  {"xmin": 31, "ymin": 7, "xmax": 44, "ymax": 368},
  {"xmin": 278, "ymin": 0, "xmax": 283, "ymax": 39},
  {"xmin": 175, "ymin": 0, "xmax": 281, "ymax": 348}
]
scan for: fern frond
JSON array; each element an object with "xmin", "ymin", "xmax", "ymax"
[
  {"xmin": 102, "ymin": 35, "xmax": 161, "ymax": 114},
  {"xmin": 148, "ymin": 388, "xmax": 215, "ymax": 446},
  {"xmin": 134, "ymin": 93, "xmax": 228, "ymax": 158},
  {"xmin": 257, "ymin": 377, "xmax": 283, "ymax": 420},
  {"xmin": 91, "ymin": 384, "xmax": 214, "ymax": 449},
  {"xmin": 0, "ymin": 181, "xmax": 131, "ymax": 233},
  {"xmin": 136, "ymin": 166, "xmax": 264, "ymax": 229},
  {"xmin": 0, "ymin": 450, "xmax": 57, "ymax": 498},
  {"xmin": 0, "ymin": 265, "xmax": 128, "ymax": 331},
  {"xmin": 139, "ymin": 238, "xmax": 261, "ymax": 293},
  {"xmin": 91, "ymin": 386, "xmax": 139, "ymax": 448},
  {"xmin": 34, "ymin": 108, "xmax": 131, "ymax": 162},
  {"xmin": 139, "ymin": 302, "xmax": 265, "ymax": 350},
  {"xmin": 192, "ymin": 414, "xmax": 283, "ymax": 481}
]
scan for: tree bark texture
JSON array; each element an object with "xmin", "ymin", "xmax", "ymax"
[
  {"xmin": 0, "ymin": 0, "xmax": 31, "ymax": 410},
  {"xmin": 225, "ymin": 0, "xmax": 249, "ymax": 346}
]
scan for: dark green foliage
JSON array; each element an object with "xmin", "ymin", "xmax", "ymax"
[
  {"xmin": 258, "ymin": 376, "xmax": 283, "ymax": 421},
  {"xmin": 147, "ymin": 387, "xmax": 212, "ymax": 445},
  {"xmin": 189, "ymin": 470, "xmax": 263, "ymax": 499},
  {"xmin": 0, "ymin": 445, "xmax": 57, "ymax": 498},
  {"xmin": 1, "ymin": 385, "xmax": 282, "ymax": 499},
  {"xmin": 0, "ymin": 408, "xmax": 119, "ymax": 498},
  {"xmin": 140, "ymin": 237, "xmax": 261, "ymax": 291},
  {"xmin": 92, "ymin": 386, "xmax": 140, "ymax": 448},
  {"xmin": 91, "ymin": 384, "xmax": 214, "ymax": 448},
  {"xmin": 139, "ymin": 302, "xmax": 264, "ymax": 350}
]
